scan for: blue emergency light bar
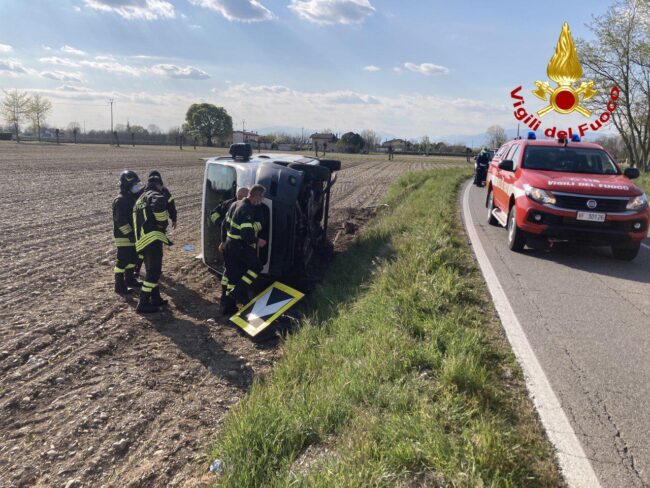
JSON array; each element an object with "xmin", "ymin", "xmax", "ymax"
[
  {"xmin": 527, "ymin": 131, "xmax": 536, "ymax": 140},
  {"xmin": 571, "ymin": 134, "xmax": 581, "ymax": 142}
]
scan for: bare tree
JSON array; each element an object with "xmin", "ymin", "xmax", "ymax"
[
  {"xmin": 147, "ymin": 124, "xmax": 161, "ymax": 134},
  {"xmin": 360, "ymin": 129, "xmax": 381, "ymax": 152},
  {"xmin": 577, "ymin": 0, "xmax": 649, "ymax": 170},
  {"xmin": 486, "ymin": 125, "xmax": 507, "ymax": 148},
  {"xmin": 28, "ymin": 94, "xmax": 53, "ymax": 142},
  {"xmin": 420, "ymin": 135, "xmax": 431, "ymax": 155},
  {"xmin": 1, "ymin": 89, "xmax": 31, "ymax": 142}
]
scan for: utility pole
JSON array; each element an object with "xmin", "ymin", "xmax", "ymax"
[{"xmin": 108, "ymin": 99, "xmax": 114, "ymax": 133}]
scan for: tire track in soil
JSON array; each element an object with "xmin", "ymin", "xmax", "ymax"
[{"xmin": 0, "ymin": 143, "xmax": 464, "ymax": 487}]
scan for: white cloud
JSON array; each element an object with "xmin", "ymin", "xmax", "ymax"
[
  {"xmin": 79, "ymin": 60, "xmax": 141, "ymax": 76},
  {"xmin": 61, "ymin": 45, "xmax": 87, "ymax": 56},
  {"xmin": 0, "ymin": 59, "xmax": 28, "ymax": 76},
  {"xmin": 363, "ymin": 65, "xmax": 380, "ymax": 72},
  {"xmin": 151, "ymin": 64, "xmax": 210, "ymax": 79},
  {"xmin": 289, "ymin": 0, "xmax": 375, "ymax": 25},
  {"xmin": 40, "ymin": 57, "xmax": 80, "ymax": 67},
  {"xmin": 403, "ymin": 62, "xmax": 449, "ymax": 76},
  {"xmin": 40, "ymin": 71, "xmax": 85, "ymax": 83},
  {"xmin": 189, "ymin": 0, "xmax": 275, "ymax": 22},
  {"xmin": 393, "ymin": 66, "xmax": 403, "ymax": 74},
  {"xmin": 57, "ymin": 85, "xmax": 94, "ymax": 92},
  {"xmin": 0, "ymin": 44, "xmax": 13, "ymax": 53},
  {"xmin": 83, "ymin": 0, "xmax": 176, "ymax": 20},
  {"xmin": 210, "ymin": 83, "xmax": 509, "ymax": 138}
]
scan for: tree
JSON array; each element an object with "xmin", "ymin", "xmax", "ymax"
[
  {"xmin": 486, "ymin": 125, "xmax": 507, "ymax": 148},
  {"xmin": 361, "ymin": 129, "xmax": 381, "ymax": 152},
  {"xmin": 27, "ymin": 94, "xmax": 53, "ymax": 142},
  {"xmin": 1, "ymin": 89, "xmax": 31, "ymax": 142},
  {"xmin": 147, "ymin": 124, "xmax": 161, "ymax": 134},
  {"xmin": 336, "ymin": 132, "xmax": 365, "ymax": 153},
  {"xmin": 577, "ymin": 0, "xmax": 649, "ymax": 170},
  {"xmin": 184, "ymin": 103, "xmax": 232, "ymax": 147},
  {"xmin": 420, "ymin": 136, "xmax": 431, "ymax": 155}
]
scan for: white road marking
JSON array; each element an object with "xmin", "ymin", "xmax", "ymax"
[
  {"xmin": 641, "ymin": 243, "xmax": 650, "ymax": 251},
  {"xmin": 461, "ymin": 182, "xmax": 602, "ymax": 488}
]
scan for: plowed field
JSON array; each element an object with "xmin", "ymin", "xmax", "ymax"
[{"xmin": 0, "ymin": 143, "xmax": 464, "ymax": 487}]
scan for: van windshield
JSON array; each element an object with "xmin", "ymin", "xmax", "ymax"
[{"xmin": 522, "ymin": 146, "xmax": 619, "ymax": 175}]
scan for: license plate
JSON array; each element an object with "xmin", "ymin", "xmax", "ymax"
[{"xmin": 576, "ymin": 211, "xmax": 606, "ymax": 222}]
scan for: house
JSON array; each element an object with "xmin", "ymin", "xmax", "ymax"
[
  {"xmin": 233, "ymin": 130, "xmax": 259, "ymax": 145},
  {"xmin": 381, "ymin": 139, "xmax": 410, "ymax": 152},
  {"xmin": 310, "ymin": 133, "xmax": 337, "ymax": 151}
]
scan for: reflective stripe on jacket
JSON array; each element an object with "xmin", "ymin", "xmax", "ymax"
[
  {"xmin": 222, "ymin": 198, "xmax": 262, "ymax": 246},
  {"xmin": 133, "ymin": 188, "xmax": 170, "ymax": 252},
  {"xmin": 112, "ymin": 192, "xmax": 137, "ymax": 247}
]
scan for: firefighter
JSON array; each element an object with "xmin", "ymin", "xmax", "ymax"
[
  {"xmin": 134, "ymin": 170, "xmax": 177, "ymax": 276},
  {"xmin": 133, "ymin": 174, "xmax": 171, "ymax": 313},
  {"xmin": 213, "ymin": 187, "xmax": 249, "ymax": 298},
  {"xmin": 219, "ymin": 184, "xmax": 267, "ymax": 315},
  {"xmin": 113, "ymin": 170, "xmax": 143, "ymax": 294},
  {"xmin": 210, "ymin": 186, "xmax": 249, "ymax": 228}
]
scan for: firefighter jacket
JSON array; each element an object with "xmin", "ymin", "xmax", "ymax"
[
  {"xmin": 113, "ymin": 192, "xmax": 137, "ymax": 248},
  {"xmin": 133, "ymin": 187, "xmax": 170, "ymax": 252},
  {"xmin": 222, "ymin": 198, "xmax": 263, "ymax": 247},
  {"xmin": 210, "ymin": 197, "xmax": 236, "ymax": 225},
  {"xmin": 161, "ymin": 186, "xmax": 177, "ymax": 223}
]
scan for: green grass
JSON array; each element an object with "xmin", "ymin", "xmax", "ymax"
[{"xmin": 210, "ymin": 169, "xmax": 563, "ymax": 487}]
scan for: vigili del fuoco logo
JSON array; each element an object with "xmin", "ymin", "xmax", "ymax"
[{"xmin": 510, "ymin": 22, "xmax": 620, "ymax": 140}]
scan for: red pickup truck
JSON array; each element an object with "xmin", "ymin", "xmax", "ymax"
[{"xmin": 486, "ymin": 134, "xmax": 648, "ymax": 260}]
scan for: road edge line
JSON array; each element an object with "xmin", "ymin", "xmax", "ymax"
[{"xmin": 461, "ymin": 181, "xmax": 602, "ymax": 488}]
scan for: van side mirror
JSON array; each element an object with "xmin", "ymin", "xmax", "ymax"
[
  {"xmin": 624, "ymin": 167, "xmax": 640, "ymax": 179},
  {"xmin": 498, "ymin": 160, "xmax": 514, "ymax": 172}
]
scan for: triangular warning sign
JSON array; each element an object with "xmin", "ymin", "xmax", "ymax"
[{"xmin": 230, "ymin": 282, "xmax": 304, "ymax": 337}]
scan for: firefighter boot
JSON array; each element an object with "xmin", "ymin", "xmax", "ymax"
[
  {"xmin": 136, "ymin": 291, "xmax": 159, "ymax": 313},
  {"xmin": 124, "ymin": 269, "xmax": 142, "ymax": 289},
  {"xmin": 220, "ymin": 292, "xmax": 237, "ymax": 316},
  {"xmin": 114, "ymin": 273, "xmax": 132, "ymax": 295},
  {"xmin": 150, "ymin": 286, "xmax": 168, "ymax": 307}
]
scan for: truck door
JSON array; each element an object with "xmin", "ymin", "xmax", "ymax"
[{"xmin": 201, "ymin": 163, "xmax": 236, "ymax": 270}]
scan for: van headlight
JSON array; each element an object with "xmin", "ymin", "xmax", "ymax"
[
  {"xmin": 524, "ymin": 185, "xmax": 556, "ymax": 205},
  {"xmin": 627, "ymin": 193, "xmax": 648, "ymax": 211}
]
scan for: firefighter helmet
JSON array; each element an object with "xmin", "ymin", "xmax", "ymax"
[
  {"xmin": 119, "ymin": 170, "xmax": 140, "ymax": 193},
  {"xmin": 149, "ymin": 170, "xmax": 163, "ymax": 184}
]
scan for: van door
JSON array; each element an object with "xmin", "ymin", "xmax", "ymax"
[{"xmin": 202, "ymin": 163, "xmax": 236, "ymax": 270}]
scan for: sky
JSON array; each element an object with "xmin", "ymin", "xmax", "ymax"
[{"xmin": 0, "ymin": 0, "xmax": 617, "ymax": 142}]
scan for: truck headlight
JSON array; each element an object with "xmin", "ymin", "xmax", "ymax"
[
  {"xmin": 627, "ymin": 193, "xmax": 648, "ymax": 211},
  {"xmin": 524, "ymin": 185, "xmax": 556, "ymax": 205}
]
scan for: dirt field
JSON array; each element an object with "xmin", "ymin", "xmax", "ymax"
[{"xmin": 0, "ymin": 143, "xmax": 465, "ymax": 488}]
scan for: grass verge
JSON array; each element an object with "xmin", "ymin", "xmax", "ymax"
[{"xmin": 211, "ymin": 169, "xmax": 563, "ymax": 487}]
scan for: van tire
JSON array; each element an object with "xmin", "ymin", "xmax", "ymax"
[
  {"xmin": 486, "ymin": 190, "xmax": 499, "ymax": 226},
  {"xmin": 612, "ymin": 244, "xmax": 640, "ymax": 261},
  {"xmin": 318, "ymin": 159, "xmax": 341, "ymax": 172},
  {"xmin": 507, "ymin": 206, "xmax": 526, "ymax": 252},
  {"xmin": 288, "ymin": 163, "xmax": 330, "ymax": 181}
]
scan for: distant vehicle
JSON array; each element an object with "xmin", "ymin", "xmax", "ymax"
[
  {"xmin": 486, "ymin": 133, "xmax": 648, "ymax": 260},
  {"xmin": 201, "ymin": 144, "xmax": 341, "ymax": 280}
]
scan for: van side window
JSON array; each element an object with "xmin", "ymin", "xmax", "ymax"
[
  {"xmin": 509, "ymin": 146, "xmax": 521, "ymax": 169},
  {"xmin": 504, "ymin": 144, "xmax": 518, "ymax": 161},
  {"xmin": 496, "ymin": 145, "xmax": 509, "ymax": 159}
]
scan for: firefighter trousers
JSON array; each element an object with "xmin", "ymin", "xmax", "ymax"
[
  {"xmin": 114, "ymin": 246, "xmax": 136, "ymax": 275},
  {"xmin": 222, "ymin": 240, "xmax": 262, "ymax": 306},
  {"xmin": 141, "ymin": 240, "xmax": 163, "ymax": 293}
]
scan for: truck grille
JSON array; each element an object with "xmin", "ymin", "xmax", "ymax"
[{"xmin": 553, "ymin": 194, "xmax": 629, "ymax": 213}]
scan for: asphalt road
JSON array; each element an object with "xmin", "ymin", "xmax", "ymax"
[{"xmin": 463, "ymin": 182, "xmax": 650, "ymax": 488}]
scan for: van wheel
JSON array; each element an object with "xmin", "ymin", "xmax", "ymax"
[
  {"xmin": 486, "ymin": 190, "xmax": 499, "ymax": 226},
  {"xmin": 288, "ymin": 163, "xmax": 330, "ymax": 181},
  {"xmin": 507, "ymin": 207, "xmax": 526, "ymax": 252},
  {"xmin": 612, "ymin": 244, "xmax": 640, "ymax": 261}
]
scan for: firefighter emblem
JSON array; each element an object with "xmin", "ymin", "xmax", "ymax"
[{"xmin": 532, "ymin": 22, "xmax": 597, "ymax": 117}]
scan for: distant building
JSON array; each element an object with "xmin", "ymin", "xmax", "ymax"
[
  {"xmin": 233, "ymin": 130, "xmax": 259, "ymax": 145},
  {"xmin": 310, "ymin": 133, "xmax": 337, "ymax": 151},
  {"xmin": 381, "ymin": 139, "xmax": 410, "ymax": 152}
]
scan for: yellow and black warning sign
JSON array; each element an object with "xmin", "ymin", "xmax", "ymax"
[{"xmin": 230, "ymin": 282, "xmax": 304, "ymax": 337}]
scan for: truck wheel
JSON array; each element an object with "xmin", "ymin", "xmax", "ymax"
[
  {"xmin": 486, "ymin": 190, "xmax": 499, "ymax": 226},
  {"xmin": 507, "ymin": 207, "xmax": 526, "ymax": 252},
  {"xmin": 288, "ymin": 163, "xmax": 330, "ymax": 181},
  {"xmin": 611, "ymin": 244, "xmax": 640, "ymax": 261}
]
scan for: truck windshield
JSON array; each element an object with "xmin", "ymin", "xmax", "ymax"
[{"xmin": 522, "ymin": 146, "xmax": 619, "ymax": 175}]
